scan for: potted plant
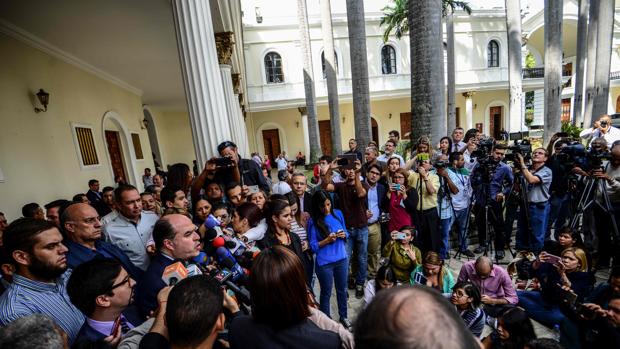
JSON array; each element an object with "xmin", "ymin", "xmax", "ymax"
[{"xmin": 525, "ymin": 109, "xmax": 534, "ymax": 126}]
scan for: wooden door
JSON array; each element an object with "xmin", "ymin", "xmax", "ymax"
[
  {"xmin": 489, "ymin": 106, "xmax": 503, "ymax": 140},
  {"xmin": 400, "ymin": 112, "xmax": 411, "ymax": 139},
  {"xmin": 371, "ymin": 117, "xmax": 379, "ymax": 144},
  {"xmin": 262, "ymin": 129, "xmax": 281, "ymax": 164},
  {"xmin": 318, "ymin": 120, "xmax": 333, "ymax": 157},
  {"xmin": 561, "ymin": 98, "xmax": 571, "ymax": 122},
  {"xmin": 105, "ymin": 130, "xmax": 127, "ymax": 183}
]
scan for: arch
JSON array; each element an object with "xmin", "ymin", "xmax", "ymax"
[
  {"xmin": 319, "ymin": 46, "xmax": 345, "ymax": 79},
  {"xmin": 264, "ymin": 51, "xmax": 284, "ymax": 84},
  {"xmin": 380, "ymin": 44, "xmax": 397, "ymax": 74},
  {"xmin": 259, "ymin": 47, "xmax": 285, "ymax": 85},
  {"xmin": 483, "ymin": 100, "xmax": 509, "ymax": 136},
  {"xmin": 487, "ymin": 40, "xmax": 500, "ymax": 68},
  {"xmin": 255, "ymin": 121, "xmax": 289, "ymax": 159},
  {"xmin": 101, "ymin": 110, "xmax": 140, "ymax": 189},
  {"xmin": 142, "ymin": 105, "xmax": 164, "ymax": 169}
]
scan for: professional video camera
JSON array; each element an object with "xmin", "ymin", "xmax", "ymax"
[
  {"xmin": 557, "ymin": 141, "xmax": 612, "ymax": 171},
  {"xmin": 470, "ymin": 137, "xmax": 495, "ymax": 165},
  {"xmin": 504, "ymin": 139, "xmax": 532, "ymax": 163}
]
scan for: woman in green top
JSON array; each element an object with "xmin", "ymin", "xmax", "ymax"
[
  {"xmin": 410, "ymin": 251, "xmax": 456, "ymax": 294},
  {"xmin": 381, "ymin": 226, "xmax": 422, "ymax": 283}
]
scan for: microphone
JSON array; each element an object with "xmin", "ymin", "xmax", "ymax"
[
  {"xmin": 213, "ymin": 236, "xmax": 226, "ymax": 248},
  {"xmin": 186, "ymin": 264, "xmax": 203, "ymax": 277},
  {"xmin": 161, "ymin": 262, "xmax": 188, "ymax": 286},
  {"xmin": 215, "ymin": 247, "xmax": 246, "ymax": 282},
  {"xmin": 209, "ymin": 268, "xmax": 251, "ymax": 306},
  {"xmin": 203, "ymin": 214, "xmax": 220, "ymax": 229}
]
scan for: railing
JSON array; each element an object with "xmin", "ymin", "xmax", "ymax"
[
  {"xmin": 522, "ymin": 64, "xmax": 573, "ymax": 79},
  {"xmin": 610, "ymin": 71, "xmax": 620, "ymax": 80}
]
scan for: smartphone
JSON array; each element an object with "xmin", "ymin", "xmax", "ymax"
[
  {"xmin": 543, "ymin": 253, "xmax": 562, "ymax": 265},
  {"xmin": 247, "ymin": 185, "xmax": 260, "ymax": 194},
  {"xmin": 212, "ymin": 157, "xmax": 233, "ymax": 167},
  {"xmin": 336, "ymin": 154, "xmax": 357, "ymax": 169},
  {"xmin": 395, "ymin": 232, "xmax": 407, "ymax": 240},
  {"xmin": 413, "ymin": 271, "xmax": 427, "ymax": 285},
  {"xmin": 110, "ymin": 316, "xmax": 122, "ymax": 335}
]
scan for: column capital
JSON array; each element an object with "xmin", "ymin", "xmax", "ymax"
[
  {"xmin": 231, "ymin": 73, "xmax": 241, "ymax": 94},
  {"xmin": 462, "ymin": 91, "xmax": 476, "ymax": 98},
  {"xmin": 297, "ymin": 106, "xmax": 308, "ymax": 115},
  {"xmin": 215, "ymin": 31, "xmax": 235, "ymax": 65}
]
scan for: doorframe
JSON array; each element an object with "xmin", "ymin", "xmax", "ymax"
[
  {"xmin": 484, "ymin": 100, "xmax": 508, "ymax": 136},
  {"xmin": 101, "ymin": 110, "xmax": 140, "ymax": 189},
  {"xmin": 256, "ymin": 121, "xmax": 288, "ymax": 157}
]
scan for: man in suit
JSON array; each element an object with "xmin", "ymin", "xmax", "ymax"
[
  {"xmin": 86, "ymin": 179, "xmax": 102, "ymax": 206},
  {"xmin": 365, "ymin": 163, "xmax": 387, "ymax": 278},
  {"xmin": 67, "ymin": 258, "xmax": 142, "ymax": 344},
  {"xmin": 134, "ymin": 214, "xmax": 201, "ymax": 317},
  {"xmin": 291, "ymin": 173, "xmax": 312, "ymax": 213}
]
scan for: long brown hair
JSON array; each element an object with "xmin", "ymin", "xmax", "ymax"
[
  {"xmin": 424, "ymin": 251, "xmax": 447, "ymax": 290},
  {"xmin": 251, "ymin": 246, "xmax": 310, "ymax": 328}
]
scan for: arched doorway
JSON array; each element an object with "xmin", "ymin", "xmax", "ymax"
[
  {"xmin": 102, "ymin": 111, "xmax": 139, "ymax": 187},
  {"xmin": 143, "ymin": 108, "xmax": 163, "ymax": 171},
  {"xmin": 371, "ymin": 117, "xmax": 379, "ymax": 144}
]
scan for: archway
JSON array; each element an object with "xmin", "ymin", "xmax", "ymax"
[
  {"xmin": 143, "ymin": 107, "xmax": 163, "ymax": 171},
  {"xmin": 371, "ymin": 117, "xmax": 379, "ymax": 145},
  {"xmin": 102, "ymin": 111, "xmax": 140, "ymax": 188}
]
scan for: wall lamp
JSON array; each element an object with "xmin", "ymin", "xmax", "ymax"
[
  {"xmin": 34, "ymin": 89, "xmax": 50, "ymax": 113},
  {"xmin": 141, "ymin": 117, "xmax": 150, "ymax": 129}
]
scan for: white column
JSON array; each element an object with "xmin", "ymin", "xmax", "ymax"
[
  {"xmin": 220, "ymin": 64, "xmax": 245, "ymax": 157},
  {"xmin": 463, "ymin": 92, "xmax": 475, "ymax": 129},
  {"xmin": 234, "ymin": 96, "xmax": 250, "ymax": 156},
  {"xmin": 171, "ymin": 0, "xmax": 231, "ymax": 166}
]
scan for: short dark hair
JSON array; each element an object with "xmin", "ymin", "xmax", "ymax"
[
  {"xmin": 449, "ymin": 151, "xmax": 463, "ymax": 163},
  {"xmin": 67, "ymin": 259, "xmax": 122, "ymax": 317},
  {"xmin": 464, "ymin": 128, "xmax": 478, "ymax": 143},
  {"xmin": 389, "ymin": 130, "xmax": 400, "ymax": 138},
  {"xmin": 211, "ymin": 202, "xmax": 230, "ymax": 214},
  {"xmin": 166, "ymin": 275, "xmax": 223, "ymax": 347},
  {"xmin": 498, "ymin": 307, "xmax": 536, "ymax": 348},
  {"xmin": 368, "ymin": 163, "xmax": 383, "ymax": 174},
  {"xmin": 251, "ymin": 246, "xmax": 310, "ymax": 329},
  {"xmin": 225, "ymin": 182, "xmax": 241, "ymax": 194},
  {"xmin": 72, "ymin": 193, "xmax": 87, "ymax": 203},
  {"xmin": 21, "ymin": 203, "xmax": 40, "ymax": 218},
  {"xmin": 160, "ymin": 185, "xmax": 182, "ymax": 207},
  {"xmin": 167, "ymin": 163, "xmax": 191, "ymax": 190},
  {"xmin": 44, "ymin": 199, "xmax": 70, "ymax": 211},
  {"xmin": 493, "ymin": 143, "xmax": 508, "ymax": 151},
  {"xmin": 88, "ymin": 179, "xmax": 99, "ymax": 187},
  {"xmin": 235, "ymin": 202, "xmax": 263, "ymax": 228},
  {"xmin": 152, "ymin": 218, "xmax": 176, "ymax": 251},
  {"xmin": 319, "ymin": 155, "xmax": 333, "ymax": 163},
  {"xmin": 145, "ymin": 168, "xmax": 151, "ymax": 172},
  {"xmin": 385, "ymin": 139, "xmax": 396, "ymax": 147},
  {"xmin": 3, "ymin": 218, "xmax": 57, "ymax": 263},
  {"xmin": 114, "ymin": 184, "xmax": 138, "ymax": 203},
  {"xmin": 217, "ymin": 141, "xmax": 237, "ymax": 154},
  {"xmin": 102, "ymin": 186, "xmax": 115, "ymax": 194},
  {"xmin": 355, "ymin": 286, "xmax": 479, "ymax": 349}
]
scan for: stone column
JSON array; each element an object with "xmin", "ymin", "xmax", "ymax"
[
  {"xmin": 298, "ymin": 107, "xmax": 310, "ymax": 159},
  {"xmin": 462, "ymin": 92, "xmax": 475, "ymax": 130},
  {"xmin": 171, "ymin": 0, "xmax": 232, "ymax": 166},
  {"xmin": 232, "ymin": 73, "xmax": 250, "ymax": 157}
]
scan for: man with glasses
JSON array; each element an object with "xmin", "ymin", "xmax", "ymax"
[
  {"xmin": 515, "ymin": 148, "xmax": 552, "ymax": 254},
  {"xmin": 361, "ymin": 146, "xmax": 386, "ymax": 181},
  {"xmin": 135, "ymin": 214, "xmax": 201, "ymax": 317},
  {"xmin": 365, "ymin": 164, "xmax": 388, "ymax": 278},
  {"xmin": 580, "ymin": 114, "xmax": 620, "ymax": 148},
  {"xmin": 377, "ymin": 140, "xmax": 404, "ymax": 167},
  {"xmin": 291, "ymin": 173, "xmax": 312, "ymax": 213},
  {"xmin": 0, "ymin": 218, "xmax": 85, "ymax": 344},
  {"xmin": 63, "ymin": 203, "xmax": 142, "ymax": 281},
  {"xmin": 67, "ymin": 258, "xmax": 142, "ymax": 343}
]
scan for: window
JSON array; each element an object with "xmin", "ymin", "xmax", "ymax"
[
  {"xmin": 264, "ymin": 52, "xmax": 284, "ymax": 83},
  {"xmin": 381, "ymin": 45, "xmax": 397, "ymax": 74},
  {"xmin": 321, "ymin": 50, "xmax": 339, "ymax": 79},
  {"xmin": 71, "ymin": 123, "xmax": 100, "ymax": 168},
  {"xmin": 487, "ymin": 40, "xmax": 499, "ymax": 68},
  {"xmin": 131, "ymin": 133, "xmax": 144, "ymax": 160}
]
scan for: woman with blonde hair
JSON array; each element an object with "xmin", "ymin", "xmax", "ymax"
[{"xmin": 409, "ymin": 251, "xmax": 456, "ymax": 294}]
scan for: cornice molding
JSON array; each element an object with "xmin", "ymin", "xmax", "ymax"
[{"xmin": 0, "ymin": 19, "xmax": 143, "ymax": 96}]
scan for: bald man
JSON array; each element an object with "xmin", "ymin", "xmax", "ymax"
[
  {"xmin": 62, "ymin": 203, "xmax": 142, "ymax": 281},
  {"xmin": 355, "ymin": 286, "xmax": 480, "ymax": 349},
  {"xmin": 135, "ymin": 214, "xmax": 201, "ymax": 317},
  {"xmin": 580, "ymin": 114, "xmax": 620, "ymax": 148}
]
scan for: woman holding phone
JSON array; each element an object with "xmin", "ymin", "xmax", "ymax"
[
  {"xmin": 381, "ymin": 226, "xmax": 421, "ymax": 283},
  {"xmin": 410, "ymin": 251, "xmax": 455, "ymax": 294},
  {"xmin": 385, "ymin": 168, "xmax": 418, "ymax": 233},
  {"xmin": 307, "ymin": 190, "xmax": 351, "ymax": 329}
]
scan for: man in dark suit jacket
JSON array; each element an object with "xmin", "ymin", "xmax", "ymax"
[
  {"xmin": 135, "ymin": 214, "xmax": 201, "ymax": 317},
  {"xmin": 291, "ymin": 173, "xmax": 313, "ymax": 213},
  {"xmin": 67, "ymin": 258, "xmax": 143, "ymax": 344},
  {"xmin": 86, "ymin": 179, "xmax": 103, "ymax": 206},
  {"xmin": 365, "ymin": 163, "xmax": 388, "ymax": 279}
]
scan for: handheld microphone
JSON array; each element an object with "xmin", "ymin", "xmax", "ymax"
[
  {"xmin": 161, "ymin": 262, "xmax": 188, "ymax": 286},
  {"xmin": 209, "ymin": 268, "xmax": 251, "ymax": 306},
  {"xmin": 203, "ymin": 214, "xmax": 220, "ymax": 229},
  {"xmin": 215, "ymin": 247, "xmax": 246, "ymax": 282}
]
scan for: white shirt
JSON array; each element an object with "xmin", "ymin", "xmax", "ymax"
[
  {"xmin": 462, "ymin": 149, "xmax": 477, "ymax": 172},
  {"xmin": 377, "ymin": 153, "xmax": 404, "ymax": 167},
  {"xmin": 448, "ymin": 167, "xmax": 472, "ymax": 211},
  {"xmin": 101, "ymin": 210, "xmax": 158, "ymax": 271},
  {"xmin": 579, "ymin": 126, "xmax": 620, "ymax": 148},
  {"xmin": 276, "ymin": 157, "xmax": 288, "ymax": 171}
]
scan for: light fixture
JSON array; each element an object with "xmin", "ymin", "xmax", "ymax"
[
  {"xmin": 388, "ymin": 113, "xmax": 392, "ymax": 119},
  {"xmin": 295, "ymin": 121, "xmax": 300, "ymax": 128},
  {"xmin": 342, "ymin": 116, "xmax": 346, "ymax": 124},
  {"xmin": 141, "ymin": 117, "xmax": 149, "ymax": 129},
  {"xmin": 34, "ymin": 89, "xmax": 49, "ymax": 113},
  {"xmin": 255, "ymin": 7, "xmax": 263, "ymax": 23}
]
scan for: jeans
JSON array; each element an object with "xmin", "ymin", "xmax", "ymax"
[
  {"xmin": 453, "ymin": 208, "xmax": 470, "ymax": 251},
  {"xmin": 439, "ymin": 216, "xmax": 454, "ymax": 260},
  {"xmin": 315, "ymin": 258, "xmax": 349, "ymax": 320},
  {"xmin": 547, "ymin": 193, "xmax": 570, "ymax": 239},
  {"xmin": 518, "ymin": 290, "xmax": 565, "ymax": 328},
  {"xmin": 367, "ymin": 222, "xmax": 381, "ymax": 279},
  {"xmin": 516, "ymin": 202, "xmax": 550, "ymax": 253},
  {"xmin": 346, "ymin": 226, "xmax": 369, "ymax": 285}
]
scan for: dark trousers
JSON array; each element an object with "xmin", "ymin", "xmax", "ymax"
[
  {"xmin": 593, "ymin": 203, "xmax": 620, "ymax": 266},
  {"xmin": 414, "ymin": 208, "xmax": 440, "ymax": 253},
  {"xmin": 474, "ymin": 202, "xmax": 505, "ymax": 251}
]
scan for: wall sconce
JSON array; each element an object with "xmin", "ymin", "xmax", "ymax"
[
  {"xmin": 388, "ymin": 113, "xmax": 392, "ymax": 119},
  {"xmin": 34, "ymin": 89, "xmax": 49, "ymax": 113},
  {"xmin": 342, "ymin": 116, "xmax": 346, "ymax": 124},
  {"xmin": 295, "ymin": 121, "xmax": 300, "ymax": 128},
  {"xmin": 141, "ymin": 117, "xmax": 149, "ymax": 129},
  {"xmin": 474, "ymin": 104, "xmax": 477, "ymax": 109},
  {"xmin": 255, "ymin": 7, "xmax": 263, "ymax": 23}
]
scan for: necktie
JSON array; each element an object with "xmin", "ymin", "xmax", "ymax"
[{"xmin": 119, "ymin": 316, "xmax": 130, "ymax": 334}]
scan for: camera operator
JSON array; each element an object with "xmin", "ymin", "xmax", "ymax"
[
  {"xmin": 574, "ymin": 295, "xmax": 620, "ymax": 347},
  {"xmin": 545, "ymin": 139, "xmax": 573, "ymax": 239},
  {"xmin": 435, "ymin": 155, "xmax": 460, "ymax": 260},
  {"xmin": 579, "ymin": 114, "xmax": 620, "ymax": 148},
  {"xmin": 447, "ymin": 152, "xmax": 475, "ymax": 257},
  {"xmin": 515, "ymin": 148, "xmax": 552, "ymax": 254},
  {"xmin": 471, "ymin": 144, "xmax": 513, "ymax": 260}
]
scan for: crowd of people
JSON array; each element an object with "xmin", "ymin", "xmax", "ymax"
[{"xmin": 1, "ymin": 115, "xmax": 620, "ymax": 348}]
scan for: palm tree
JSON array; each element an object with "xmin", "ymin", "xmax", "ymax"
[
  {"xmin": 543, "ymin": 0, "xmax": 563, "ymax": 145},
  {"xmin": 592, "ymin": 0, "xmax": 615, "ymax": 121},
  {"xmin": 296, "ymin": 0, "xmax": 322, "ymax": 162},
  {"xmin": 446, "ymin": 9, "xmax": 456, "ymax": 133},
  {"xmin": 321, "ymin": 0, "xmax": 342, "ymax": 156},
  {"xmin": 572, "ymin": 0, "xmax": 589, "ymax": 125},
  {"xmin": 505, "ymin": 0, "xmax": 523, "ymax": 134},
  {"xmin": 346, "ymin": 0, "xmax": 372, "ymax": 150},
  {"xmin": 583, "ymin": 0, "xmax": 599, "ymax": 128}
]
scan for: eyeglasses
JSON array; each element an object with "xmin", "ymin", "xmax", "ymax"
[
  {"xmin": 452, "ymin": 290, "xmax": 468, "ymax": 298},
  {"xmin": 110, "ymin": 275, "xmax": 131, "ymax": 291},
  {"xmin": 368, "ymin": 171, "xmax": 381, "ymax": 175}
]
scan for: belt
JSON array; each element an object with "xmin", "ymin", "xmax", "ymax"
[{"xmin": 529, "ymin": 202, "xmax": 548, "ymax": 209}]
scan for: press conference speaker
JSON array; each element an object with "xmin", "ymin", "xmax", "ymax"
[{"xmin": 135, "ymin": 214, "xmax": 201, "ymax": 317}]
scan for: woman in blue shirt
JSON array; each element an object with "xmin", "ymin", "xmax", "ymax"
[{"xmin": 308, "ymin": 190, "xmax": 350, "ymax": 329}]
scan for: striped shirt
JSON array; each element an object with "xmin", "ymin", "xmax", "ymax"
[{"xmin": 0, "ymin": 271, "xmax": 85, "ymax": 344}]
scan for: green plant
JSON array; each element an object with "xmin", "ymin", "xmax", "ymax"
[
  {"xmin": 561, "ymin": 121, "xmax": 583, "ymax": 139},
  {"xmin": 525, "ymin": 51, "xmax": 536, "ymax": 69}
]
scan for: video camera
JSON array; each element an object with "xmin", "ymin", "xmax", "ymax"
[
  {"xmin": 557, "ymin": 141, "xmax": 611, "ymax": 171},
  {"xmin": 504, "ymin": 139, "xmax": 532, "ymax": 163},
  {"xmin": 470, "ymin": 137, "xmax": 495, "ymax": 165}
]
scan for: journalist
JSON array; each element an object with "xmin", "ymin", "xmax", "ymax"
[
  {"xmin": 545, "ymin": 138, "xmax": 573, "ymax": 239},
  {"xmin": 407, "ymin": 156, "xmax": 440, "ymax": 253},
  {"xmin": 515, "ymin": 148, "xmax": 552, "ymax": 253},
  {"xmin": 471, "ymin": 144, "xmax": 513, "ymax": 260},
  {"xmin": 448, "ymin": 152, "xmax": 475, "ymax": 257},
  {"xmin": 579, "ymin": 114, "xmax": 620, "ymax": 148}
]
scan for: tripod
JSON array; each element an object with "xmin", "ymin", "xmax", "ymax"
[{"xmin": 506, "ymin": 171, "xmax": 531, "ymax": 255}]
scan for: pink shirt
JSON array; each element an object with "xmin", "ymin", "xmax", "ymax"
[{"xmin": 457, "ymin": 261, "xmax": 518, "ymax": 304}]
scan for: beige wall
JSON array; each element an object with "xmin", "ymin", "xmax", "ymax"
[
  {"xmin": 147, "ymin": 108, "xmax": 196, "ymax": 169},
  {"xmin": 0, "ymin": 34, "xmax": 153, "ymax": 220}
]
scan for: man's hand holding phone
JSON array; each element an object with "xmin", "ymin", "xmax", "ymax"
[{"xmin": 336, "ymin": 230, "xmax": 346, "ymax": 239}]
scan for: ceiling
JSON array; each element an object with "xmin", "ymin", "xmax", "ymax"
[{"xmin": 0, "ymin": 0, "xmax": 217, "ymax": 111}]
